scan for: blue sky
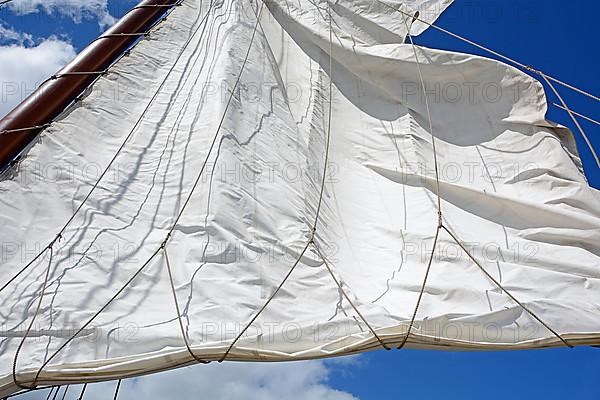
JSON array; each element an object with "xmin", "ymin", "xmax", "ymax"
[{"xmin": 1, "ymin": 0, "xmax": 599, "ymax": 399}]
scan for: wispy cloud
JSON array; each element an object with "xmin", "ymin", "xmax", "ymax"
[
  {"xmin": 17, "ymin": 360, "xmax": 360, "ymax": 400},
  {"xmin": 3, "ymin": 0, "xmax": 117, "ymax": 28},
  {"xmin": 0, "ymin": 22, "xmax": 33, "ymax": 45}
]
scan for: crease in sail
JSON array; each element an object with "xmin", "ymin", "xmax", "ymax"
[{"xmin": 1, "ymin": 0, "xmax": 600, "ymax": 396}]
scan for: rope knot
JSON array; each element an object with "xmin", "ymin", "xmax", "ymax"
[
  {"xmin": 411, "ymin": 11, "xmax": 420, "ymax": 23},
  {"xmin": 50, "ymin": 233, "xmax": 63, "ymax": 247},
  {"xmin": 161, "ymin": 233, "xmax": 172, "ymax": 249},
  {"xmin": 525, "ymin": 65, "xmax": 540, "ymax": 74}
]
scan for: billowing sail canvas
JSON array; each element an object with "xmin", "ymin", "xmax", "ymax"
[{"xmin": 1, "ymin": 0, "xmax": 599, "ymax": 395}]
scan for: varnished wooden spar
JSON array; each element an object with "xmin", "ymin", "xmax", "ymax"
[{"xmin": 0, "ymin": 0, "xmax": 180, "ymax": 168}]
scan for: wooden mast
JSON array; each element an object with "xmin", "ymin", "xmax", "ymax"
[{"xmin": 0, "ymin": 0, "xmax": 180, "ymax": 168}]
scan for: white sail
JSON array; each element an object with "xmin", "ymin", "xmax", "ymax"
[{"xmin": 1, "ymin": 0, "xmax": 599, "ymax": 395}]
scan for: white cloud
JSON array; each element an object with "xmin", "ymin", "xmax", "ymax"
[
  {"xmin": 5, "ymin": 0, "xmax": 116, "ymax": 27},
  {"xmin": 0, "ymin": 24, "xmax": 34, "ymax": 46},
  {"xmin": 18, "ymin": 360, "xmax": 360, "ymax": 400},
  {"xmin": 0, "ymin": 33, "xmax": 76, "ymax": 118}
]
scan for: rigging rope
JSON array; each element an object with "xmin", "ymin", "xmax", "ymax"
[
  {"xmin": 18, "ymin": 0, "xmax": 267, "ymax": 386},
  {"xmin": 553, "ymin": 103, "xmax": 600, "ymax": 127},
  {"xmin": 395, "ymin": 11, "xmax": 572, "ymax": 350},
  {"xmin": 542, "ymin": 75, "xmax": 600, "ymax": 168},
  {"xmin": 44, "ymin": 387, "xmax": 57, "ymax": 400},
  {"xmin": 50, "ymin": 71, "xmax": 107, "ymax": 79},
  {"xmin": 0, "ymin": 0, "xmax": 183, "ymax": 293},
  {"xmin": 441, "ymin": 226, "xmax": 573, "ymax": 348},
  {"xmin": 397, "ymin": 227, "xmax": 440, "ymax": 349},
  {"xmin": 313, "ymin": 244, "xmax": 390, "ymax": 350},
  {"xmin": 373, "ymin": 0, "xmax": 600, "ymax": 103},
  {"xmin": 395, "ymin": 12, "xmax": 444, "ymax": 349},
  {"xmin": 59, "ymin": 386, "xmax": 69, "ymax": 400},
  {"xmin": 218, "ymin": 242, "xmax": 312, "ymax": 361},
  {"xmin": 220, "ymin": 2, "xmax": 392, "ymax": 360},
  {"xmin": 50, "ymin": 386, "xmax": 60, "ymax": 400},
  {"xmin": 312, "ymin": 2, "xmax": 335, "ymax": 233},
  {"xmin": 76, "ymin": 384, "xmax": 87, "ymax": 400},
  {"xmin": 163, "ymin": 247, "xmax": 210, "ymax": 364},
  {"xmin": 12, "ymin": 247, "xmax": 55, "ymax": 390},
  {"xmin": 319, "ymin": 2, "xmax": 389, "ymax": 351},
  {"xmin": 112, "ymin": 379, "xmax": 121, "ymax": 400},
  {"xmin": 161, "ymin": 0, "xmax": 267, "ymax": 362},
  {"xmin": 0, "ymin": 124, "xmax": 52, "ymax": 135},
  {"xmin": 218, "ymin": 3, "xmax": 325, "ymax": 361},
  {"xmin": 166, "ymin": 0, "xmax": 263, "ymax": 235},
  {"xmin": 402, "ymin": 11, "xmax": 442, "ymax": 223},
  {"xmin": 9, "ymin": 0, "xmax": 222, "ymax": 388},
  {"xmin": 28, "ymin": 246, "xmax": 163, "ymax": 388},
  {"xmin": 218, "ymin": 1, "xmax": 335, "ymax": 361}
]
